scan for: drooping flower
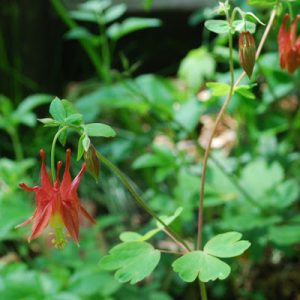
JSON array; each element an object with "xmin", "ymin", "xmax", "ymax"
[
  {"xmin": 16, "ymin": 149, "xmax": 96, "ymax": 248},
  {"xmin": 278, "ymin": 14, "xmax": 300, "ymax": 74},
  {"xmin": 239, "ymin": 31, "xmax": 256, "ymax": 78}
]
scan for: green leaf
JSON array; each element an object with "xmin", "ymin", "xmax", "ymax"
[
  {"xmin": 247, "ymin": 0, "xmax": 276, "ymax": 7},
  {"xmin": 99, "ymin": 241, "xmax": 161, "ymax": 284},
  {"xmin": 77, "ymin": 134, "xmax": 85, "ymax": 160},
  {"xmin": 58, "ymin": 127, "xmax": 68, "ymax": 146},
  {"xmin": 178, "ymin": 47, "xmax": 215, "ymax": 92},
  {"xmin": 132, "ymin": 153, "xmax": 163, "ymax": 169},
  {"xmin": 119, "ymin": 208, "xmax": 183, "ymax": 243},
  {"xmin": 86, "ymin": 123, "xmax": 116, "ymax": 137},
  {"xmin": 207, "ymin": 82, "xmax": 231, "ymax": 96},
  {"xmin": 269, "ymin": 225, "xmax": 300, "ymax": 246},
  {"xmin": 156, "ymin": 207, "xmax": 183, "ymax": 229},
  {"xmin": 232, "ymin": 20, "xmax": 256, "ymax": 34},
  {"xmin": 245, "ymin": 12, "xmax": 265, "ymax": 26},
  {"xmin": 82, "ymin": 135, "xmax": 91, "ymax": 152},
  {"xmin": 16, "ymin": 94, "xmax": 52, "ymax": 114},
  {"xmin": 64, "ymin": 27, "xmax": 95, "ymax": 41},
  {"xmin": 204, "ymin": 232, "xmax": 250, "ymax": 258},
  {"xmin": 132, "ymin": 146, "xmax": 175, "ymax": 169},
  {"xmin": 64, "ymin": 114, "xmax": 83, "ymax": 126},
  {"xmin": 104, "ymin": 4, "xmax": 126, "ymax": 23},
  {"xmin": 70, "ymin": 10, "xmax": 102, "ymax": 23},
  {"xmin": 241, "ymin": 159, "xmax": 284, "ymax": 199},
  {"xmin": 38, "ymin": 118, "xmax": 60, "ymax": 127},
  {"xmin": 49, "ymin": 97, "xmax": 67, "ymax": 121},
  {"xmin": 107, "ymin": 17, "xmax": 161, "ymax": 41},
  {"xmin": 62, "ymin": 99, "xmax": 78, "ymax": 117},
  {"xmin": 204, "ymin": 20, "xmax": 230, "ymax": 34},
  {"xmin": 172, "ymin": 251, "xmax": 231, "ymax": 283},
  {"xmin": 175, "ymin": 99, "xmax": 204, "ymax": 132},
  {"xmin": 79, "ymin": 0, "xmax": 111, "ymax": 14},
  {"xmin": 119, "ymin": 232, "xmax": 143, "ymax": 242},
  {"xmin": 234, "ymin": 85, "xmax": 256, "ymax": 100}
]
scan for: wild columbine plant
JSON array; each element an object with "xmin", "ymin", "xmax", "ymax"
[{"xmin": 16, "ymin": 0, "xmax": 297, "ymax": 299}]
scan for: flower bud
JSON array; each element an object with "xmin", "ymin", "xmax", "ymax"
[
  {"xmin": 239, "ymin": 31, "xmax": 256, "ymax": 78},
  {"xmin": 84, "ymin": 144, "xmax": 100, "ymax": 182}
]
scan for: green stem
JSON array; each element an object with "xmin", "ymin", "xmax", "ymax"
[
  {"xmin": 199, "ymin": 281, "xmax": 208, "ymax": 300},
  {"xmin": 96, "ymin": 151, "xmax": 191, "ymax": 253},
  {"xmin": 50, "ymin": 0, "xmax": 108, "ymax": 81},
  {"xmin": 196, "ymin": 4, "xmax": 278, "ymax": 251},
  {"xmin": 9, "ymin": 128, "xmax": 23, "ymax": 161},
  {"xmin": 286, "ymin": 1, "xmax": 294, "ymax": 19},
  {"xmin": 196, "ymin": 16, "xmax": 235, "ymax": 251},
  {"xmin": 51, "ymin": 126, "xmax": 67, "ymax": 182}
]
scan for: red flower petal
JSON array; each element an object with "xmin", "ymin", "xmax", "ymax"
[
  {"xmin": 61, "ymin": 201, "xmax": 80, "ymax": 245},
  {"xmin": 29, "ymin": 203, "xmax": 52, "ymax": 241}
]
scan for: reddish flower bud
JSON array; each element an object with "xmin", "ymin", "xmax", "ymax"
[
  {"xmin": 84, "ymin": 144, "xmax": 100, "ymax": 182},
  {"xmin": 239, "ymin": 31, "xmax": 256, "ymax": 78},
  {"xmin": 278, "ymin": 14, "xmax": 300, "ymax": 74}
]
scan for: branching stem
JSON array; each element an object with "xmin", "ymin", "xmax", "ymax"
[
  {"xmin": 196, "ymin": 6, "xmax": 278, "ymax": 250},
  {"xmin": 96, "ymin": 151, "xmax": 191, "ymax": 253}
]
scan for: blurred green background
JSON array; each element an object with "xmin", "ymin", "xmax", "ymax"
[{"xmin": 0, "ymin": 0, "xmax": 300, "ymax": 299}]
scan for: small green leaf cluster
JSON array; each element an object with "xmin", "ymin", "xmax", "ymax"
[
  {"xmin": 204, "ymin": 1, "xmax": 264, "ymax": 36},
  {"xmin": 207, "ymin": 82, "xmax": 256, "ymax": 99},
  {"xmin": 39, "ymin": 97, "xmax": 116, "ymax": 162},
  {"xmin": 68, "ymin": 0, "xmax": 161, "ymax": 42}
]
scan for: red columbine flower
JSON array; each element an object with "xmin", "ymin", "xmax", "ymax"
[
  {"xmin": 278, "ymin": 14, "xmax": 300, "ymax": 74},
  {"xmin": 239, "ymin": 31, "xmax": 256, "ymax": 78},
  {"xmin": 16, "ymin": 149, "xmax": 96, "ymax": 248}
]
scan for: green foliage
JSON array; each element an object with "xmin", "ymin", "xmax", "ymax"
[
  {"xmin": 178, "ymin": 47, "xmax": 215, "ymax": 92},
  {"xmin": 0, "ymin": 94, "xmax": 52, "ymax": 130},
  {"xmin": 86, "ymin": 123, "xmax": 116, "ymax": 137},
  {"xmin": 204, "ymin": 20, "xmax": 256, "ymax": 35},
  {"xmin": 204, "ymin": 232, "xmax": 251, "ymax": 258},
  {"xmin": 172, "ymin": 232, "xmax": 250, "ymax": 282},
  {"xmin": 207, "ymin": 82, "xmax": 231, "ymax": 96},
  {"xmin": 107, "ymin": 18, "xmax": 161, "ymax": 41},
  {"xmin": 247, "ymin": 0, "xmax": 277, "ymax": 7},
  {"xmin": 173, "ymin": 251, "xmax": 231, "ymax": 282},
  {"xmin": 2, "ymin": 0, "xmax": 300, "ymax": 299},
  {"xmin": 99, "ymin": 241, "xmax": 161, "ymax": 284}
]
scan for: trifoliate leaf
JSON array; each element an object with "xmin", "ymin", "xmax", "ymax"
[
  {"xmin": 172, "ymin": 251, "xmax": 231, "ymax": 283},
  {"xmin": 204, "ymin": 232, "xmax": 251, "ymax": 258},
  {"xmin": 99, "ymin": 241, "xmax": 161, "ymax": 284}
]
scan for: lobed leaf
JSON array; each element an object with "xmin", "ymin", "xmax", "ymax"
[
  {"xmin": 172, "ymin": 251, "xmax": 231, "ymax": 283},
  {"xmin": 204, "ymin": 232, "xmax": 251, "ymax": 258},
  {"xmin": 99, "ymin": 241, "xmax": 161, "ymax": 284}
]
